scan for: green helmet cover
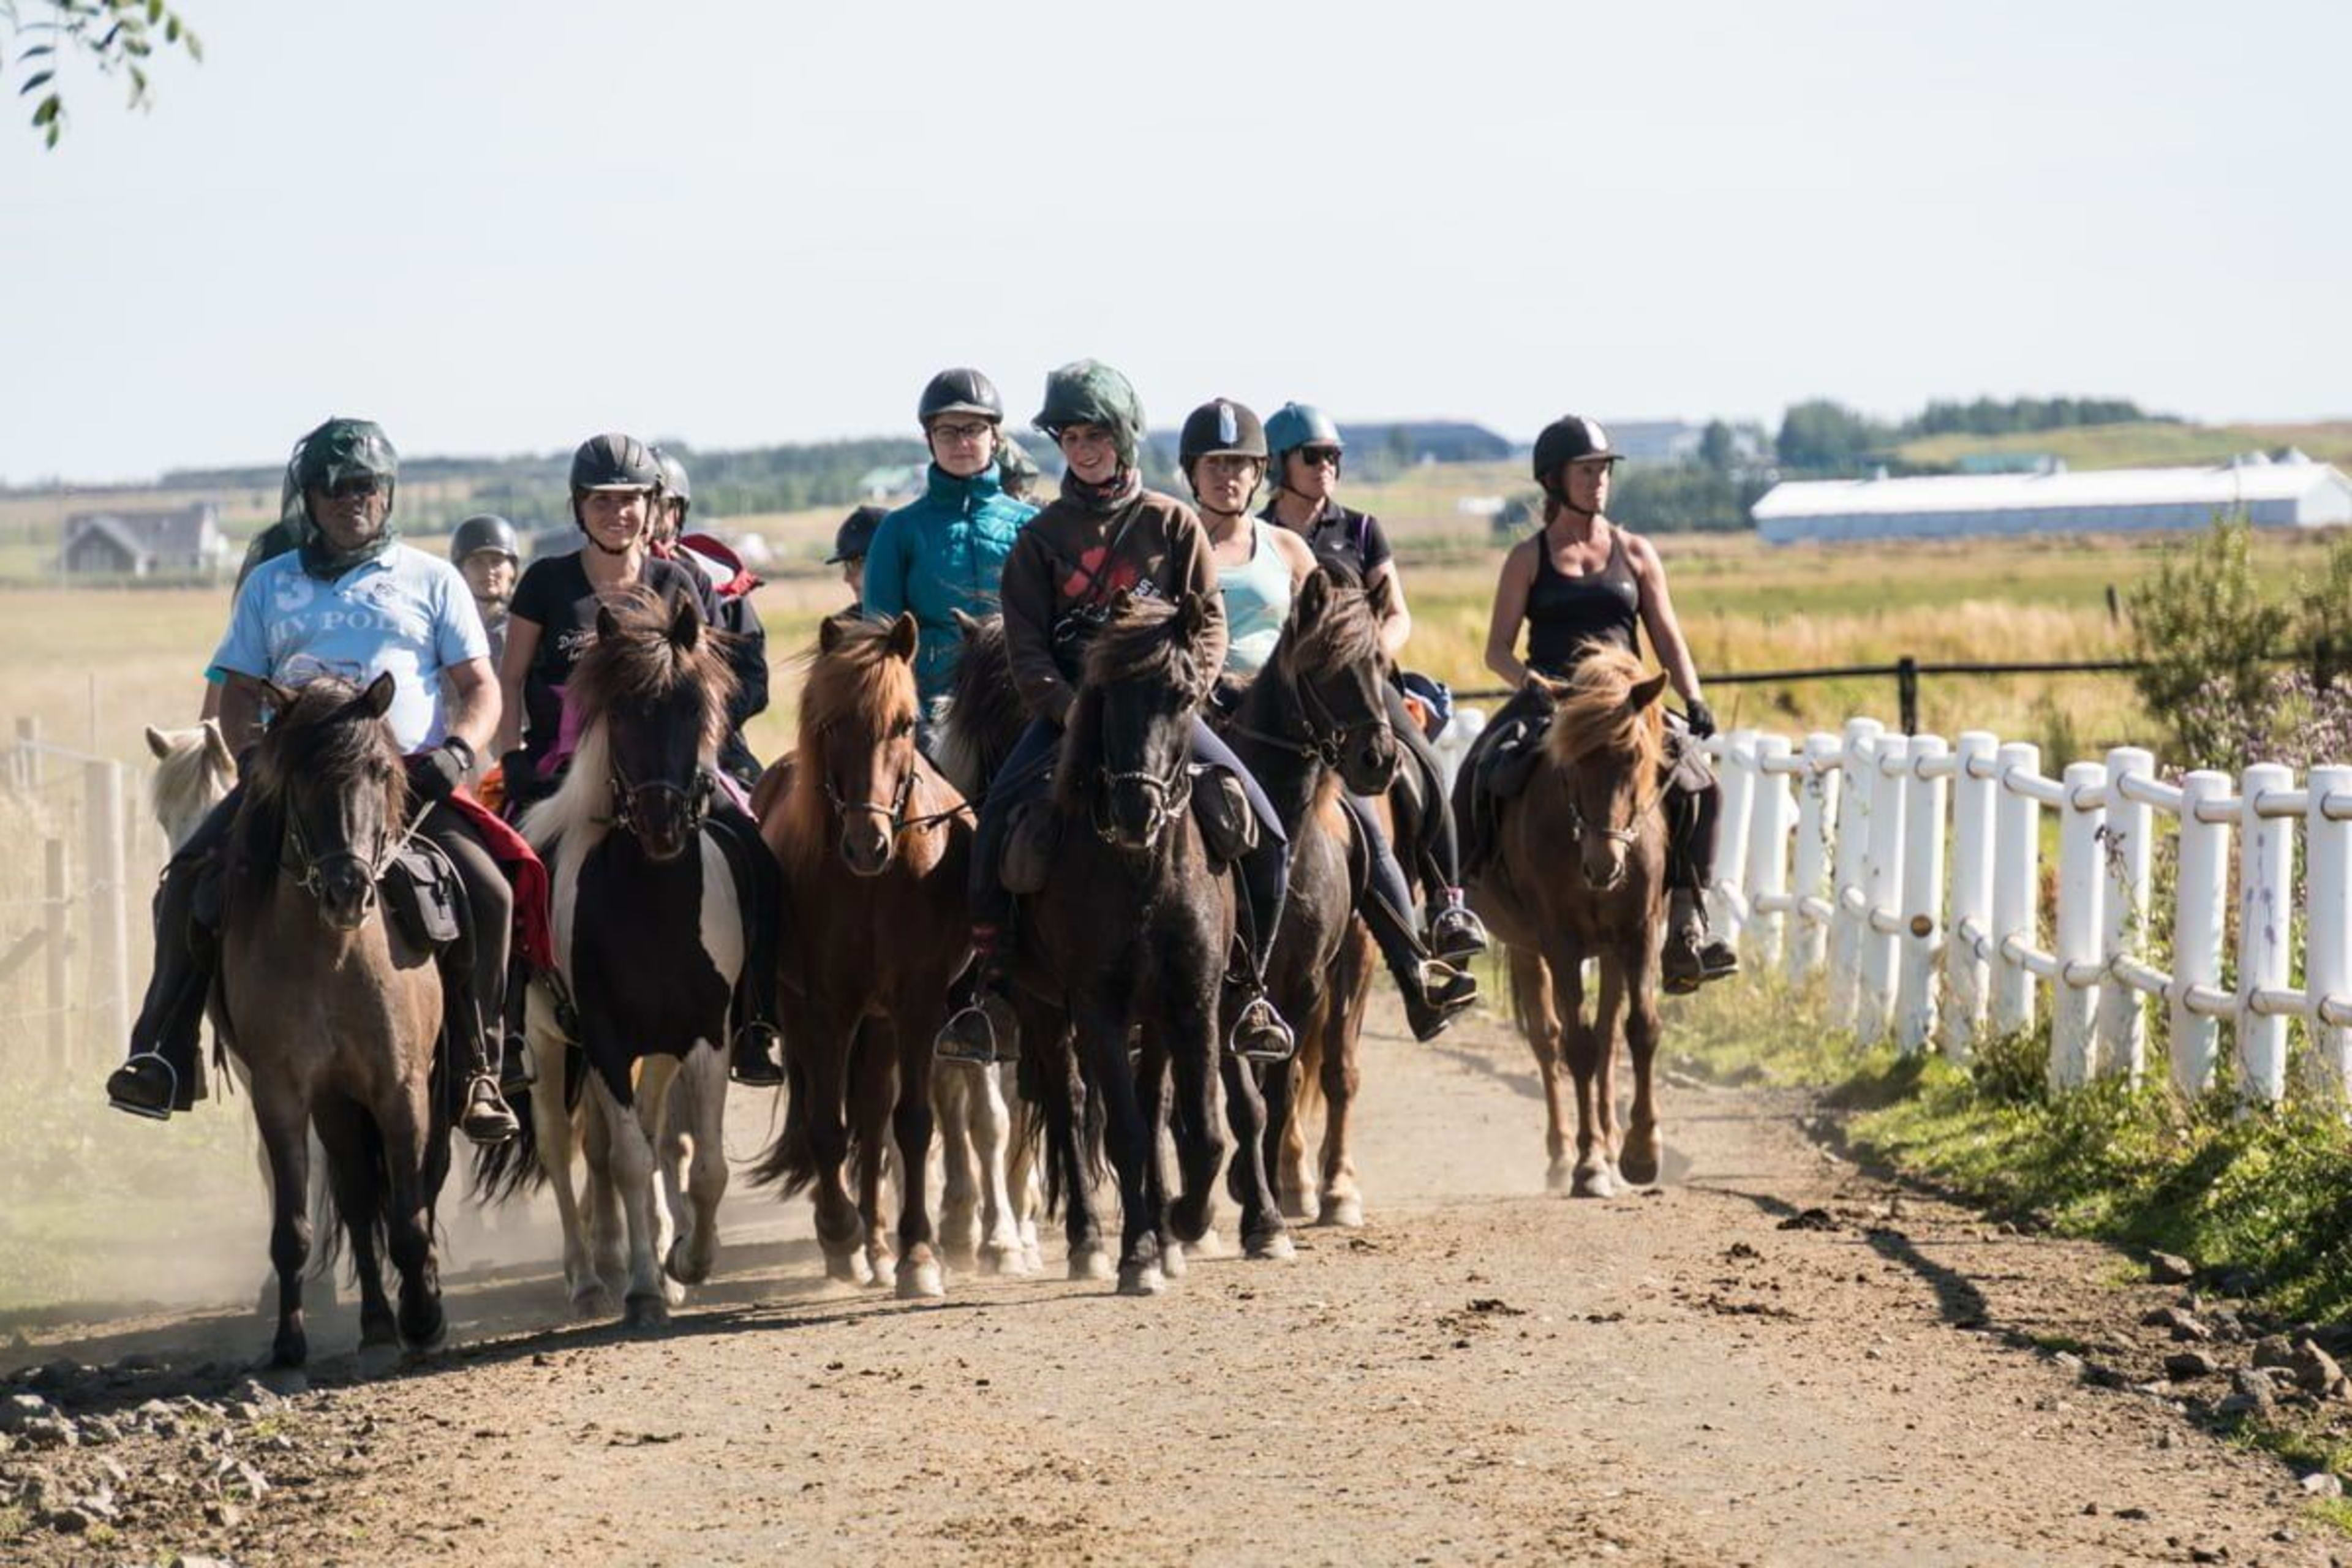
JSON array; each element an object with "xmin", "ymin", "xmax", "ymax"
[
  {"xmin": 283, "ymin": 417, "xmax": 399, "ymax": 537},
  {"xmin": 1033, "ymin": 359, "xmax": 1145, "ymax": 470}
]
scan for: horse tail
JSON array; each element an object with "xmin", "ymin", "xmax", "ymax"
[{"xmin": 749, "ymin": 1054, "xmax": 820, "ymax": 1197}]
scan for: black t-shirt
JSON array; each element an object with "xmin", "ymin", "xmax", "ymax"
[
  {"xmin": 1262, "ymin": 499, "xmax": 1393, "ymax": 579},
  {"xmin": 509, "ymin": 550, "xmax": 717, "ymax": 766}
]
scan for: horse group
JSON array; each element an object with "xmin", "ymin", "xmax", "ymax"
[{"xmin": 151, "ymin": 570, "xmax": 1681, "ymax": 1365}]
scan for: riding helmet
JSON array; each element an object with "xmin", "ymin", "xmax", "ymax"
[
  {"xmin": 650, "ymin": 446, "xmax": 692, "ymax": 513},
  {"xmin": 995, "ymin": 434, "xmax": 1040, "ymax": 497},
  {"xmin": 1531, "ymin": 415, "xmax": 1622, "ymax": 489},
  {"xmin": 1177, "ymin": 398, "xmax": 1268, "ymax": 474},
  {"xmin": 918, "ymin": 368, "xmax": 1005, "ymax": 427},
  {"xmin": 294, "ymin": 417, "xmax": 399, "ymax": 496},
  {"xmin": 449, "ymin": 513, "xmax": 521, "ymax": 565},
  {"xmin": 1033, "ymin": 360, "xmax": 1146, "ymax": 469},
  {"xmin": 570, "ymin": 432, "xmax": 663, "ymax": 494},
  {"xmin": 827, "ymin": 505, "xmax": 889, "ymax": 564}
]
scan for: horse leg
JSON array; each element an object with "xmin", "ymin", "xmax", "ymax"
[
  {"xmin": 933, "ymin": 1066, "xmax": 981, "ymax": 1269},
  {"xmin": 1509, "ymin": 946, "xmax": 1574, "ymax": 1193},
  {"xmin": 1220, "ymin": 1054, "xmax": 1291, "ymax": 1259},
  {"xmin": 971, "ymin": 1058, "xmax": 1027, "ymax": 1275},
  {"xmin": 310, "ymin": 1095, "xmax": 397, "ymax": 1360},
  {"xmin": 1276, "ymin": 1051, "xmax": 1318, "ymax": 1223},
  {"xmin": 1616, "ymin": 940, "xmax": 1665, "ymax": 1187},
  {"xmin": 802, "ymin": 1011, "xmax": 869, "ymax": 1284},
  {"xmin": 1077, "ymin": 1006, "xmax": 1161, "ymax": 1296},
  {"xmin": 1594, "ymin": 954, "xmax": 1629, "ymax": 1177},
  {"xmin": 1141, "ymin": 1042, "xmax": 1186, "ymax": 1278},
  {"xmin": 1003, "ymin": 1066, "xmax": 1047, "ymax": 1275},
  {"xmin": 1165, "ymin": 993, "xmax": 1228, "ymax": 1257},
  {"xmin": 1550, "ymin": 943, "xmax": 1613, "ymax": 1199},
  {"xmin": 854, "ymin": 1026, "xmax": 899, "ymax": 1287},
  {"xmin": 657, "ymin": 1069, "xmax": 695, "ymax": 1257},
  {"xmin": 891, "ymin": 1016, "xmax": 945, "ymax": 1300},
  {"xmin": 1020, "ymin": 996, "xmax": 1107, "ymax": 1281},
  {"xmin": 252, "ymin": 1084, "xmax": 312, "ymax": 1369},
  {"xmin": 1317, "ymin": 932, "xmax": 1373, "ymax": 1228},
  {"xmin": 594, "ymin": 1061, "xmax": 672, "ymax": 1329},
  {"xmin": 378, "ymin": 1080, "xmax": 447, "ymax": 1353},
  {"xmin": 581, "ymin": 1085, "xmax": 626, "ymax": 1290},
  {"xmin": 665, "ymin": 1044, "xmax": 729, "ymax": 1286}
]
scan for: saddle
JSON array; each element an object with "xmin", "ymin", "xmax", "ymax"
[{"xmin": 998, "ymin": 768, "xmax": 1257, "ymax": 894}]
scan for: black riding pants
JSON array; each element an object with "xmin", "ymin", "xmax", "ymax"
[
  {"xmin": 1387, "ymin": 682, "xmax": 1461, "ymax": 897},
  {"xmin": 411, "ymin": 793, "xmax": 509, "ymax": 1078},
  {"xmin": 703, "ymin": 796, "xmax": 782, "ymax": 1035},
  {"xmin": 1338, "ymin": 792, "xmax": 1438, "ymax": 989}
]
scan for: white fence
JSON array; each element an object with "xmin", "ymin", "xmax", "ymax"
[{"xmin": 1700, "ymin": 718, "xmax": 2352, "ymax": 1102}]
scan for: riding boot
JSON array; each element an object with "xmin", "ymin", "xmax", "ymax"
[
  {"xmin": 937, "ymin": 927, "xmax": 1017, "ymax": 1066},
  {"xmin": 107, "ymin": 853, "xmax": 219, "ymax": 1120},
  {"xmin": 1362, "ymin": 887, "xmax": 1477, "ymax": 1044},
  {"xmin": 456, "ymin": 1008, "xmax": 521, "ymax": 1147},
  {"xmin": 1663, "ymin": 888, "xmax": 1734, "ymax": 995},
  {"xmin": 709, "ymin": 805, "xmax": 786, "ymax": 1086},
  {"xmin": 1225, "ymin": 856, "xmax": 1297, "ymax": 1065},
  {"xmin": 1425, "ymin": 887, "xmax": 1490, "ymax": 965},
  {"xmin": 499, "ymin": 954, "xmax": 535, "ymax": 1096}
]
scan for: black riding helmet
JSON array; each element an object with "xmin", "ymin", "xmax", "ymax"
[
  {"xmin": 827, "ymin": 505, "xmax": 889, "ymax": 564},
  {"xmin": 1531, "ymin": 415, "xmax": 1621, "ymax": 494},
  {"xmin": 651, "ymin": 447, "xmax": 692, "ymax": 514},
  {"xmin": 1178, "ymin": 398, "xmax": 1268, "ymax": 509},
  {"xmin": 918, "ymin": 368, "xmax": 1004, "ymax": 427},
  {"xmin": 450, "ymin": 513, "xmax": 520, "ymax": 565},
  {"xmin": 571, "ymin": 432, "xmax": 663, "ymax": 496}
]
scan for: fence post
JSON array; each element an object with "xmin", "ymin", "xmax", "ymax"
[
  {"xmin": 1788, "ymin": 732, "xmax": 1842, "ymax": 983},
  {"xmin": 1894, "ymin": 734, "xmax": 1948, "ymax": 1055},
  {"xmin": 2050, "ymin": 761, "xmax": 2108, "ymax": 1090},
  {"xmin": 2098, "ymin": 747, "xmax": 2155, "ymax": 1083},
  {"xmin": 82, "ymin": 758, "xmax": 129, "ymax": 1058},
  {"xmin": 2237, "ymin": 762, "xmax": 2294, "ymax": 1107},
  {"xmin": 1827, "ymin": 717, "xmax": 1883, "ymax": 1031},
  {"xmin": 1943, "ymin": 730, "xmax": 1999, "ymax": 1057},
  {"xmin": 1744, "ymin": 734, "xmax": 1794, "ymax": 971},
  {"xmin": 44, "ymin": 837, "xmax": 70, "ymax": 1069},
  {"xmin": 2305, "ymin": 764, "xmax": 2352, "ymax": 1097},
  {"xmin": 1989, "ymin": 741, "xmax": 2042, "ymax": 1039},
  {"xmin": 2172, "ymin": 770, "xmax": 2233, "ymax": 1098},
  {"xmin": 14, "ymin": 715, "xmax": 40, "ymax": 792},
  {"xmin": 1711, "ymin": 729, "xmax": 1758, "ymax": 954},
  {"xmin": 1856, "ymin": 732, "xmax": 1910, "ymax": 1046}
]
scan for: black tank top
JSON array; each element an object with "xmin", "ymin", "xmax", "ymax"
[{"xmin": 1524, "ymin": 528, "xmax": 1640, "ymax": 677}]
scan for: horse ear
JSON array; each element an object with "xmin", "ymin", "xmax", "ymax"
[
  {"xmin": 596, "ymin": 604, "xmax": 623, "ymax": 641},
  {"xmin": 1367, "ymin": 567, "xmax": 1397, "ymax": 621},
  {"xmin": 260, "ymin": 680, "xmax": 300, "ymax": 716},
  {"xmin": 1177, "ymin": 590, "xmax": 1215, "ymax": 646},
  {"xmin": 951, "ymin": 608, "xmax": 982, "ymax": 638},
  {"xmin": 1294, "ymin": 568, "xmax": 1332, "ymax": 627},
  {"xmin": 1629, "ymin": 671, "xmax": 1670, "ymax": 712},
  {"xmin": 202, "ymin": 719, "xmax": 234, "ymax": 772},
  {"xmin": 818, "ymin": 613, "xmax": 846, "ymax": 655},
  {"xmin": 361, "ymin": 671, "xmax": 398, "ymax": 718},
  {"xmin": 886, "ymin": 612, "xmax": 919, "ymax": 663},
  {"xmin": 145, "ymin": 726, "xmax": 171, "ymax": 760},
  {"xmin": 668, "ymin": 594, "xmax": 704, "ymax": 652}
]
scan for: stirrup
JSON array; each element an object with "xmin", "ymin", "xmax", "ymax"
[
  {"xmin": 1227, "ymin": 995, "xmax": 1296, "ymax": 1065},
  {"xmin": 1428, "ymin": 902, "xmax": 1489, "ymax": 964},
  {"xmin": 729, "ymin": 1023, "xmax": 785, "ymax": 1087},
  {"xmin": 936, "ymin": 1001, "xmax": 1003, "ymax": 1066},
  {"xmin": 106, "ymin": 1054, "xmax": 178, "ymax": 1121},
  {"xmin": 460, "ymin": 1076, "xmax": 520, "ymax": 1146}
]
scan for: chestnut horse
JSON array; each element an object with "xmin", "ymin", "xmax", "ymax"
[
  {"xmin": 751, "ymin": 612, "xmax": 979, "ymax": 1296},
  {"xmin": 1460, "ymin": 646, "xmax": 1671, "ymax": 1197}
]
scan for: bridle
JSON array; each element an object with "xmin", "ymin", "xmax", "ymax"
[
  {"xmin": 1228, "ymin": 662, "xmax": 1388, "ymax": 771},
  {"xmin": 1091, "ymin": 756, "xmax": 1192, "ymax": 847},
  {"xmin": 821, "ymin": 723, "xmax": 962, "ymax": 839},
  {"xmin": 281, "ymin": 795, "xmax": 400, "ymax": 908},
  {"xmin": 605, "ymin": 755, "xmax": 714, "ymax": 839},
  {"xmin": 1561, "ymin": 772, "xmax": 1666, "ymax": 851}
]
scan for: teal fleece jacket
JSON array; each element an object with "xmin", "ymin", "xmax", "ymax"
[{"xmin": 862, "ymin": 461, "xmax": 1038, "ymax": 705}]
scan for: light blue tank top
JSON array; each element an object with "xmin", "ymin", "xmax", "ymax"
[{"xmin": 1218, "ymin": 521, "xmax": 1292, "ymax": 677}]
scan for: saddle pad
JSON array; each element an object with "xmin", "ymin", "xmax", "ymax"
[{"xmin": 1001, "ymin": 800, "xmax": 1060, "ymax": 895}]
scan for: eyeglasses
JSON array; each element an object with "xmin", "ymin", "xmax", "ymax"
[
  {"xmin": 931, "ymin": 421, "xmax": 993, "ymax": 444},
  {"xmin": 325, "ymin": 476, "xmax": 383, "ymax": 499},
  {"xmin": 1297, "ymin": 446, "xmax": 1343, "ymax": 469}
]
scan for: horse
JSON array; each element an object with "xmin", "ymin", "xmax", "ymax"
[
  {"xmin": 1217, "ymin": 567, "xmax": 1403, "ymax": 1251},
  {"xmin": 499, "ymin": 590, "xmax": 745, "ymax": 1327},
  {"xmin": 1461, "ymin": 646, "xmax": 1671, "ymax": 1197},
  {"xmin": 215, "ymin": 673, "xmax": 451, "ymax": 1368},
  {"xmin": 147, "ymin": 720, "xmax": 235, "ymax": 853},
  {"xmin": 1003, "ymin": 592, "xmax": 1234, "ymax": 1296},
  {"xmin": 750, "ymin": 612, "xmax": 1000, "ymax": 1295}
]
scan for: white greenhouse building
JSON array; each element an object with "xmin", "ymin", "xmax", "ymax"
[{"xmin": 1751, "ymin": 456, "xmax": 2352, "ymax": 544}]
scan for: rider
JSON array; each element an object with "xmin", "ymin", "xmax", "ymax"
[
  {"xmin": 1261, "ymin": 402, "xmax": 1487, "ymax": 967},
  {"xmin": 937, "ymin": 361, "xmax": 1295, "ymax": 1066},
  {"xmin": 497, "ymin": 433, "xmax": 788, "ymax": 1087},
  {"xmin": 861, "ymin": 368, "xmax": 1038, "ymax": 745},
  {"xmin": 107, "ymin": 417, "xmax": 523, "ymax": 1144},
  {"xmin": 1184, "ymin": 398, "xmax": 1478, "ymax": 1044},
  {"xmin": 830, "ymin": 505, "xmax": 889, "ymax": 609},
  {"xmin": 450, "ymin": 513, "xmax": 521, "ymax": 666},
  {"xmin": 647, "ymin": 446, "xmax": 770, "ymax": 791},
  {"xmin": 1476, "ymin": 413, "xmax": 1735, "ymax": 992}
]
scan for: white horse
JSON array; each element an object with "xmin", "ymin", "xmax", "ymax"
[{"xmin": 933, "ymin": 1063, "xmax": 1045, "ymax": 1277}]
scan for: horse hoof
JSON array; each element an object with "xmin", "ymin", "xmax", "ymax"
[
  {"xmin": 1068, "ymin": 1245, "xmax": 1114, "ymax": 1282},
  {"xmin": 1187, "ymin": 1227, "xmax": 1228, "ymax": 1260},
  {"xmin": 663, "ymin": 1240, "xmax": 711, "ymax": 1287},
  {"xmin": 355, "ymin": 1341, "xmax": 401, "ymax": 1380},
  {"xmin": 622, "ymin": 1293, "xmax": 670, "ymax": 1331},
  {"xmin": 823, "ymin": 1250, "xmax": 864, "ymax": 1285},
  {"xmin": 1023, "ymin": 1243, "xmax": 1047, "ymax": 1276},
  {"xmin": 1570, "ymin": 1163, "xmax": 1618, "ymax": 1199},
  {"xmin": 1546, "ymin": 1160, "xmax": 1575, "ymax": 1194},
  {"xmin": 1278, "ymin": 1193, "xmax": 1319, "ymax": 1223},
  {"xmin": 570, "ymin": 1281, "xmax": 615, "ymax": 1319},
  {"xmin": 1246, "ymin": 1229, "xmax": 1295, "ymax": 1262},
  {"xmin": 1160, "ymin": 1242, "xmax": 1187, "ymax": 1280},
  {"xmin": 897, "ymin": 1257, "xmax": 946, "ymax": 1300},
  {"xmin": 1316, "ymin": 1195, "xmax": 1365, "ymax": 1230},
  {"xmin": 976, "ymin": 1243, "xmax": 1012, "ymax": 1276},
  {"xmin": 1117, "ymin": 1262, "xmax": 1166, "ymax": 1297},
  {"xmin": 1618, "ymin": 1134, "xmax": 1662, "ymax": 1188}
]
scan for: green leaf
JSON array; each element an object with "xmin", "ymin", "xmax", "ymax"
[
  {"xmin": 163, "ymin": 15, "xmax": 176, "ymax": 42},
  {"xmin": 18, "ymin": 69, "xmax": 50, "ymax": 94},
  {"xmin": 183, "ymin": 29, "xmax": 200, "ymax": 62},
  {"xmin": 20, "ymin": 43, "xmax": 55, "ymax": 59},
  {"xmin": 146, "ymin": 0, "xmax": 162, "ymax": 20},
  {"xmin": 30, "ymin": 92, "xmax": 59, "ymax": 124}
]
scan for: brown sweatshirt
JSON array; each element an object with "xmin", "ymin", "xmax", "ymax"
[{"xmin": 998, "ymin": 488, "xmax": 1227, "ymax": 724}]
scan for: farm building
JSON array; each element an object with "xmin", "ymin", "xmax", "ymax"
[
  {"xmin": 1751, "ymin": 456, "xmax": 2352, "ymax": 543},
  {"xmin": 58, "ymin": 503, "xmax": 232, "ymax": 578}
]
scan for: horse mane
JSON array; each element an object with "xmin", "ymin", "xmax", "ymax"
[
  {"xmin": 1541, "ymin": 643, "xmax": 1665, "ymax": 776},
  {"xmin": 235, "ymin": 678, "xmax": 409, "ymax": 882},
  {"xmin": 521, "ymin": 586, "xmax": 736, "ymax": 857},
  {"xmin": 776, "ymin": 616, "xmax": 922, "ymax": 865},
  {"xmin": 1054, "ymin": 596, "xmax": 1211, "ymax": 813},
  {"xmin": 1280, "ymin": 565, "xmax": 1387, "ymax": 676},
  {"xmin": 938, "ymin": 612, "xmax": 1023, "ymax": 799}
]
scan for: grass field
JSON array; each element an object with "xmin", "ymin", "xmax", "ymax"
[{"xmin": 1895, "ymin": 420, "xmax": 2352, "ymax": 472}]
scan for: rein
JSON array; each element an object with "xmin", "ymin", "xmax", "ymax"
[
  {"xmin": 1559, "ymin": 767, "xmax": 1667, "ymax": 850},
  {"xmin": 1227, "ymin": 663, "xmax": 1384, "ymax": 769},
  {"xmin": 825, "ymin": 759, "xmax": 962, "ymax": 837},
  {"xmin": 279, "ymin": 798, "xmax": 406, "ymax": 905},
  {"xmin": 1091, "ymin": 758, "xmax": 1193, "ymax": 847}
]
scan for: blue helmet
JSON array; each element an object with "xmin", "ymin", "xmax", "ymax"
[{"xmin": 1264, "ymin": 402, "xmax": 1343, "ymax": 475}]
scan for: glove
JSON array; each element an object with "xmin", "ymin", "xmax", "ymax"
[
  {"xmin": 412, "ymin": 735, "xmax": 475, "ymax": 803},
  {"xmin": 1684, "ymin": 698, "xmax": 1717, "ymax": 739}
]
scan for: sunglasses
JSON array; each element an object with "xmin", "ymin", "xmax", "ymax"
[
  {"xmin": 1297, "ymin": 446, "xmax": 1343, "ymax": 469},
  {"xmin": 325, "ymin": 475, "xmax": 383, "ymax": 499}
]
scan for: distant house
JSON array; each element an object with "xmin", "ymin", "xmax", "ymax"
[
  {"xmin": 1751, "ymin": 456, "xmax": 2352, "ymax": 544},
  {"xmin": 1606, "ymin": 421, "xmax": 1705, "ymax": 463},
  {"xmin": 58, "ymin": 504, "xmax": 231, "ymax": 578}
]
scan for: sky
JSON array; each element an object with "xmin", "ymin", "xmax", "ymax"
[{"xmin": 6, "ymin": 0, "xmax": 2348, "ymax": 484}]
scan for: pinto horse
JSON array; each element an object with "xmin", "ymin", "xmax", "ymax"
[
  {"xmin": 1218, "ymin": 567, "xmax": 1401, "ymax": 1250},
  {"xmin": 505, "ymin": 590, "xmax": 745, "ymax": 1327},
  {"xmin": 216, "ymin": 674, "xmax": 451, "ymax": 1368},
  {"xmin": 146, "ymin": 720, "xmax": 235, "ymax": 853},
  {"xmin": 1462, "ymin": 646, "xmax": 1671, "ymax": 1197},
  {"xmin": 750, "ymin": 612, "xmax": 988, "ymax": 1295}
]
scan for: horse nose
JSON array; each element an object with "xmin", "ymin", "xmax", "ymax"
[
  {"xmin": 842, "ymin": 823, "xmax": 894, "ymax": 877},
  {"xmin": 320, "ymin": 862, "xmax": 375, "ymax": 927}
]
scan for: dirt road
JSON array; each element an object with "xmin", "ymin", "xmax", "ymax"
[{"xmin": 2, "ymin": 997, "xmax": 2337, "ymax": 1566}]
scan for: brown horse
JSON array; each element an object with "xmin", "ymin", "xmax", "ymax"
[
  {"xmin": 752, "ymin": 612, "xmax": 976, "ymax": 1297},
  {"xmin": 1462, "ymin": 646, "xmax": 1671, "ymax": 1197},
  {"xmin": 1218, "ymin": 567, "xmax": 1402, "ymax": 1245},
  {"xmin": 217, "ymin": 673, "xmax": 451, "ymax": 1368}
]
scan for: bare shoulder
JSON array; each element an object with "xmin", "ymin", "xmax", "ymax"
[
  {"xmin": 1618, "ymin": 527, "xmax": 1666, "ymax": 577},
  {"xmin": 1269, "ymin": 526, "xmax": 1317, "ymax": 579}
]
